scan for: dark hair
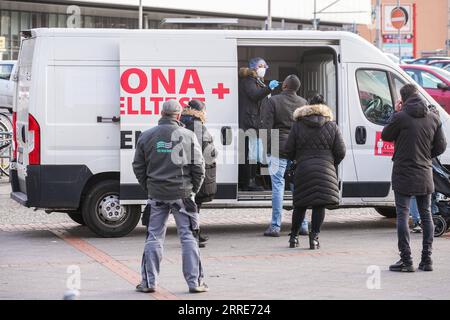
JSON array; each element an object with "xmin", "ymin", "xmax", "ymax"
[
  {"xmin": 308, "ymin": 94, "xmax": 326, "ymax": 105},
  {"xmin": 283, "ymin": 75, "xmax": 301, "ymax": 91},
  {"xmin": 400, "ymin": 84, "xmax": 418, "ymax": 102}
]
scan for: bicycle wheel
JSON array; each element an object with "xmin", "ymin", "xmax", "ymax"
[
  {"xmin": 0, "ymin": 112, "xmax": 12, "ymax": 132},
  {"xmin": 0, "ymin": 120, "xmax": 11, "ymax": 177}
]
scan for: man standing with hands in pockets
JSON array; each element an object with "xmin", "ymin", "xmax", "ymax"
[{"xmin": 382, "ymin": 84, "xmax": 447, "ymax": 272}]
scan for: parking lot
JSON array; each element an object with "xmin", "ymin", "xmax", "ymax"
[{"xmin": 1, "ymin": 178, "xmax": 450, "ymax": 300}]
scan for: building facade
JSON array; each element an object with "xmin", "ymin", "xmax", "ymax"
[
  {"xmin": 358, "ymin": 0, "xmax": 450, "ymax": 58},
  {"xmin": 0, "ymin": 0, "xmax": 371, "ymax": 60}
]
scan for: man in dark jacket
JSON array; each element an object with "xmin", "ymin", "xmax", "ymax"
[
  {"xmin": 133, "ymin": 100, "xmax": 208, "ymax": 293},
  {"xmin": 180, "ymin": 99, "xmax": 218, "ymax": 247},
  {"xmin": 382, "ymin": 84, "xmax": 447, "ymax": 272},
  {"xmin": 260, "ymin": 75, "xmax": 308, "ymax": 237},
  {"xmin": 238, "ymin": 57, "xmax": 279, "ymax": 191}
]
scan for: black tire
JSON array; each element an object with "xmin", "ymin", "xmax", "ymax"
[
  {"xmin": 66, "ymin": 211, "xmax": 86, "ymax": 225},
  {"xmin": 81, "ymin": 180, "xmax": 141, "ymax": 237},
  {"xmin": 433, "ymin": 215, "xmax": 447, "ymax": 237},
  {"xmin": 375, "ymin": 207, "xmax": 397, "ymax": 218}
]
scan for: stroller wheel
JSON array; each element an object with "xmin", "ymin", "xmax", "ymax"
[{"xmin": 433, "ymin": 215, "xmax": 447, "ymax": 237}]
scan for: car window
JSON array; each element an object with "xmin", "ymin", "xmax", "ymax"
[
  {"xmin": 356, "ymin": 69, "xmax": 394, "ymax": 125},
  {"xmin": 404, "ymin": 69, "xmax": 420, "ymax": 84},
  {"xmin": 0, "ymin": 64, "xmax": 13, "ymax": 81},
  {"xmin": 420, "ymin": 71, "xmax": 442, "ymax": 89},
  {"xmin": 393, "ymin": 76, "xmax": 407, "ymax": 101}
]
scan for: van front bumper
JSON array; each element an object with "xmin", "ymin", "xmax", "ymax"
[{"xmin": 10, "ymin": 165, "xmax": 93, "ymax": 209}]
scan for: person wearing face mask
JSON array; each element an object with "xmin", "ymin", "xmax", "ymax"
[{"xmin": 238, "ymin": 57, "xmax": 280, "ymax": 191}]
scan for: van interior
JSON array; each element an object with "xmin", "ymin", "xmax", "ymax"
[{"xmin": 237, "ymin": 46, "xmax": 338, "ymax": 199}]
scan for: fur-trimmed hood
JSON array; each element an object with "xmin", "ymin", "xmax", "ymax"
[
  {"xmin": 239, "ymin": 67, "xmax": 257, "ymax": 78},
  {"xmin": 181, "ymin": 107, "xmax": 206, "ymax": 124},
  {"xmin": 293, "ymin": 104, "xmax": 334, "ymax": 122}
]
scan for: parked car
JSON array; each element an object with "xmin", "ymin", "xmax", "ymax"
[
  {"xmin": 400, "ymin": 64, "xmax": 450, "ymax": 114},
  {"xmin": 0, "ymin": 60, "xmax": 17, "ymax": 113},
  {"xmin": 429, "ymin": 60, "xmax": 450, "ymax": 69},
  {"xmin": 407, "ymin": 56, "xmax": 450, "ymax": 65}
]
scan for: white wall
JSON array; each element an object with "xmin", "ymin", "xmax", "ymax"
[{"xmin": 71, "ymin": 0, "xmax": 371, "ymax": 25}]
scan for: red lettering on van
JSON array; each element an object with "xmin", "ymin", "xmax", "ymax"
[
  {"xmin": 179, "ymin": 69, "xmax": 204, "ymax": 94},
  {"xmin": 120, "ymin": 68, "xmax": 148, "ymax": 94},
  {"xmin": 151, "ymin": 69, "xmax": 176, "ymax": 94}
]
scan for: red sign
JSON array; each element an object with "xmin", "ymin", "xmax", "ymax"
[
  {"xmin": 374, "ymin": 132, "xmax": 394, "ymax": 157},
  {"xmin": 391, "ymin": 7, "xmax": 408, "ymax": 30}
]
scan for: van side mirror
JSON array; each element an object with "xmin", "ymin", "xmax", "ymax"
[{"xmin": 437, "ymin": 82, "xmax": 448, "ymax": 91}]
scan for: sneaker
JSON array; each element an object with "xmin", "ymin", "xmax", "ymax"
[
  {"xmin": 299, "ymin": 227, "xmax": 309, "ymax": 236},
  {"xmin": 263, "ymin": 227, "xmax": 280, "ymax": 237},
  {"xmin": 389, "ymin": 260, "xmax": 415, "ymax": 272},
  {"xmin": 411, "ymin": 222, "xmax": 422, "ymax": 233},
  {"xmin": 189, "ymin": 283, "xmax": 209, "ymax": 293},
  {"xmin": 418, "ymin": 261, "xmax": 433, "ymax": 272},
  {"xmin": 136, "ymin": 282, "xmax": 156, "ymax": 293}
]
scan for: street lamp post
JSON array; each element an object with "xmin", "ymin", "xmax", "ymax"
[
  {"xmin": 267, "ymin": 0, "xmax": 272, "ymax": 30},
  {"xmin": 138, "ymin": 0, "xmax": 143, "ymax": 29},
  {"xmin": 397, "ymin": 0, "xmax": 402, "ymax": 59}
]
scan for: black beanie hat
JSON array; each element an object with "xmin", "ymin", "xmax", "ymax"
[{"xmin": 187, "ymin": 100, "xmax": 206, "ymax": 111}]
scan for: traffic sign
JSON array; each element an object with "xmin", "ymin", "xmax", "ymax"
[{"xmin": 391, "ymin": 7, "xmax": 408, "ymax": 30}]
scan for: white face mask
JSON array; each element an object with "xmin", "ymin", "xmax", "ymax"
[{"xmin": 256, "ymin": 67, "xmax": 266, "ymax": 78}]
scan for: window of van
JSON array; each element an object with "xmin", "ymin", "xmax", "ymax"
[
  {"xmin": 356, "ymin": 69, "xmax": 394, "ymax": 125},
  {"xmin": 0, "ymin": 64, "xmax": 13, "ymax": 81}
]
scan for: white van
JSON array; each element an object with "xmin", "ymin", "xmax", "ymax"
[{"xmin": 10, "ymin": 28, "xmax": 450, "ymax": 237}]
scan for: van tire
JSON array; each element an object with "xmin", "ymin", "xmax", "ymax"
[
  {"xmin": 375, "ymin": 207, "xmax": 397, "ymax": 218},
  {"xmin": 67, "ymin": 211, "xmax": 86, "ymax": 225},
  {"xmin": 81, "ymin": 180, "xmax": 141, "ymax": 237}
]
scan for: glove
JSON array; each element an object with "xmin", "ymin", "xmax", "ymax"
[{"xmin": 269, "ymin": 80, "xmax": 280, "ymax": 90}]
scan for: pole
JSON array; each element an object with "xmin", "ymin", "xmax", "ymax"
[
  {"xmin": 138, "ymin": 0, "xmax": 143, "ymax": 29},
  {"xmin": 397, "ymin": 0, "xmax": 401, "ymax": 59},
  {"xmin": 314, "ymin": 0, "xmax": 317, "ymax": 30},
  {"xmin": 375, "ymin": 0, "xmax": 381, "ymax": 49},
  {"xmin": 267, "ymin": 0, "xmax": 272, "ymax": 30}
]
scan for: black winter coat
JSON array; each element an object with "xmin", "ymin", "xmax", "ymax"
[
  {"xmin": 238, "ymin": 68, "xmax": 272, "ymax": 130},
  {"xmin": 381, "ymin": 94, "xmax": 447, "ymax": 195},
  {"xmin": 180, "ymin": 109, "xmax": 218, "ymax": 203},
  {"xmin": 285, "ymin": 104, "xmax": 346, "ymax": 208},
  {"xmin": 261, "ymin": 90, "xmax": 308, "ymax": 158}
]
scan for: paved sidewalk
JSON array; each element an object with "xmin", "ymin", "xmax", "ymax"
[{"xmin": 1, "ymin": 179, "xmax": 450, "ymax": 300}]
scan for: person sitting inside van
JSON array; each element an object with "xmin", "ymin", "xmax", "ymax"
[{"xmin": 238, "ymin": 57, "xmax": 279, "ymax": 191}]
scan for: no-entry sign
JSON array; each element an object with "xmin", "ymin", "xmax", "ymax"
[{"xmin": 391, "ymin": 6, "xmax": 409, "ymax": 30}]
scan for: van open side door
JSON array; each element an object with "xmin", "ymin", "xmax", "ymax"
[{"xmin": 118, "ymin": 35, "xmax": 239, "ymax": 204}]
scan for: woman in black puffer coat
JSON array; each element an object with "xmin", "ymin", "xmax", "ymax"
[
  {"xmin": 180, "ymin": 100, "xmax": 217, "ymax": 247},
  {"xmin": 285, "ymin": 95, "xmax": 346, "ymax": 250}
]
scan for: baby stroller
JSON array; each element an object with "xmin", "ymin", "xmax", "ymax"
[{"xmin": 432, "ymin": 158, "xmax": 450, "ymax": 237}]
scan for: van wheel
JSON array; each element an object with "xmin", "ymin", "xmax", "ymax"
[
  {"xmin": 67, "ymin": 211, "xmax": 85, "ymax": 225},
  {"xmin": 375, "ymin": 207, "xmax": 397, "ymax": 218},
  {"xmin": 81, "ymin": 180, "xmax": 141, "ymax": 237}
]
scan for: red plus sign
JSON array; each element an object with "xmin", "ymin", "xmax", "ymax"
[{"xmin": 211, "ymin": 83, "xmax": 230, "ymax": 100}]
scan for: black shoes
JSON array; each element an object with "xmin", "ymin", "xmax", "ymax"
[
  {"xmin": 288, "ymin": 234, "xmax": 299, "ymax": 248},
  {"xmin": 243, "ymin": 179, "xmax": 264, "ymax": 192},
  {"xmin": 419, "ymin": 254, "xmax": 433, "ymax": 272},
  {"xmin": 197, "ymin": 232, "xmax": 208, "ymax": 248},
  {"xmin": 389, "ymin": 259, "xmax": 415, "ymax": 272},
  {"xmin": 309, "ymin": 233, "xmax": 320, "ymax": 250}
]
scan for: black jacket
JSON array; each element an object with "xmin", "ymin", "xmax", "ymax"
[
  {"xmin": 238, "ymin": 68, "xmax": 272, "ymax": 130},
  {"xmin": 381, "ymin": 94, "xmax": 447, "ymax": 195},
  {"xmin": 261, "ymin": 90, "xmax": 308, "ymax": 158},
  {"xmin": 285, "ymin": 104, "xmax": 346, "ymax": 208},
  {"xmin": 132, "ymin": 117, "xmax": 205, "ymax": 200},
  {"xmin": 180, "ymin": 109, "xmax": 218, "ymax": 203}
]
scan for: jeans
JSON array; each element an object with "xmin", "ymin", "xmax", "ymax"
[
  {"xmin": 141, "ymin": 199, "xmax": 204, "ymax": 289},
  {"xmin": 268, "ymin": 155, "xmax": 308, "ymax": 231},
  {"xmin": 410, "ymin": 197, "xmax": 420, "ymax": 224},
  {"xmin": 395, "ymin": 192, "xmax": 434, "ymax": 261},
  {"xmin": 248, "ymin": 136, "xmax": 264, "ymax": 163}
]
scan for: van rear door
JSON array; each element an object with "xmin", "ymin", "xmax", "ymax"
[
  {"xmin": 119, "ymin": 34, "xmax": 239, "ymax": 203},
  {"xmin": 13, "ymin": 37, "xmax": 36, "ymax": 202}
]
